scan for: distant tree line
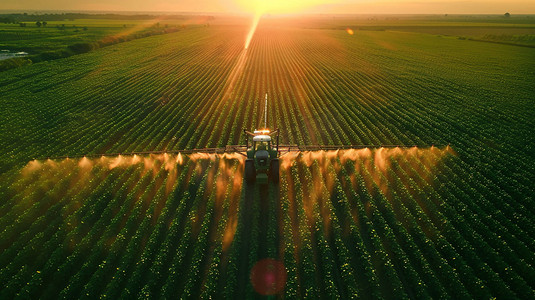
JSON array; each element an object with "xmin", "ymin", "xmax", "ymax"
[
  {"xmin": 0, "ymin": 26, "xmax": 182, "ymax": 72},
  {"xmin": 30, "ymin": 25, "xmax": 181, "ymax": 61},
  {"xmin": 16, "ymin": 21, "xmax": 48, "ymax": 27},
  {"xmin": 0, "ymin": 13, "xmax": 212, "ymax": 23}
]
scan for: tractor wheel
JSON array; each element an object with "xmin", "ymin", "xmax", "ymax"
[
  {"xmin": 245, "ymin": 159, "xmax": 256, "ymax": 184},
  {"xmin": 270, "ymin": 159, "xmax": 279, "ymax": 184}
]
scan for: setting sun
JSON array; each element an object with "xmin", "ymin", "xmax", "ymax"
[
  {"xmin": 235, "ymin": 0, "xmax": 334, "ymax": 14},
  {"xmin": 241, "ymin": 0, "xmax": 333, "ymax": 48}
]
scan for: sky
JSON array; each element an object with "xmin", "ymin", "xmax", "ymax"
[{"xmin": 1, "ymin": 0, "xmax": 534, "ymax": 15}]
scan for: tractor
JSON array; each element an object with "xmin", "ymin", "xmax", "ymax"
[{"xmin": 243, "ymin": 128, "xmax": 279, "ymax": 185}]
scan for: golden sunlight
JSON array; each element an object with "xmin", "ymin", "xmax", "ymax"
[
  {"xmin": 241, "ymin": 0, "xmax": 334, "ymax": 48},
  {"xmin": 236, "ymin": 0, "xmax": 334, "ymax": 14}
]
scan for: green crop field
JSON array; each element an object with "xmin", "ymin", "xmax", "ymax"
[
  {"xmin": 0, "ymin": 14, "xmax": 210, "ymax": 71},
  {"xmin": 0, "ymin": 15, "xmax": 534, "ymax": 299},
  {"xmin": 0, "ymin": 14, "xmax": 203, "ymax": 53}
]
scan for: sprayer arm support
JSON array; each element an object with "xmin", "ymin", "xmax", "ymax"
[{"xmin": 269, "ymin": 129, "xmax": 279, "ymax": 136}]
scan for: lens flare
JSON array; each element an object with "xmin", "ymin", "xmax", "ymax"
[
  {"xmin": 250, "ymin": 258, "xmax": 287, "ymax": 296},
  {"xmin": 221, "ymin": 49, "xmax": 249, "ymax": 102},
  {"xmin": 241, "ymin": 0, "xmax": 335, "ymax": 49},
  {"xmin": 245, "ymin": 13, "xmax": 262, "ymax": 49}
]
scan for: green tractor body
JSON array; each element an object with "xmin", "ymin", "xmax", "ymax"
[{"xmin": 244, "ymin": 129, "xmax": 279, "ymax": 185}]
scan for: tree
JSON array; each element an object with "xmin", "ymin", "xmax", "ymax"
[
  {"xmin": 0, "ymin": 17, "xmax": 15, "ymax": 24},
  {"xmin": 36, "ymin": 21, "xmax": 42, "ymax": 27},
  {"xmin": 43, "ymin": 21, "xmax": 47, "ymax": 27},
  {"xmin": 504, "ymin": 12, "xmax": 511, "ymax": 17}
]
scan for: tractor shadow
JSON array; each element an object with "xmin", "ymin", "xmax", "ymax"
[{"xmin": 236, "ymin": 181, "xmax": 280, "ymax": 298}]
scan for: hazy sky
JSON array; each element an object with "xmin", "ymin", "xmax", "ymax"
[{"xmin": 1, "ymin": 0, "xmax": 534, "ymax": 14}]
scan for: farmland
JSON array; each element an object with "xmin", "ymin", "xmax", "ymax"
[
  {"xmin": 1, "ymin": 15, "xmax": 535, "ymax": 298},
  {"xmin": 0, "ymin": 15, "xmax": 212, "ymax": 54},
  {"xmin": 0, "ymin": 14, "xmax": 212, "ymax": 71}
]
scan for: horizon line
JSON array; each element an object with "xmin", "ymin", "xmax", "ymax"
[{"xmin": 1, "ymin": 9, "xmax": 535, "ymax": 16}]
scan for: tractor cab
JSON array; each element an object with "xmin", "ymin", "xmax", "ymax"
[
  {"xmin": 253, "ymin": 134, "xmax": 271, "ymax": 167},
  {"xmin": 244, "ymin": 129, "xmax": 280, "ymax": 185}
]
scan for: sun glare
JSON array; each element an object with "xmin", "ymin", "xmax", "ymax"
[
  {"xmin": 237, "ymin": 0, "xmax": 333, "ymax": 14},
  {"xmin": 241, "ymin": 0, "xmax": 334, "ymax": 49},
  {"xmin": 245, "ymin": 13, "xmax": 262, "ymax": 49}
]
